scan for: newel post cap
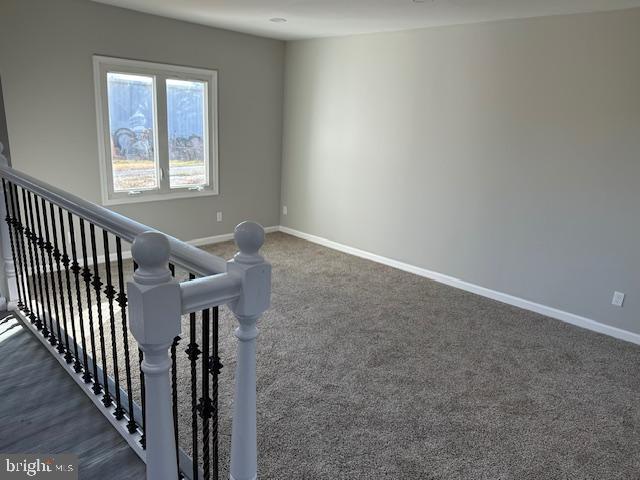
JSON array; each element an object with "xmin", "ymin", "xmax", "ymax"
[
  {"xmin": 228, "ymin": 221, "xmax": 271, "ymax": 317},
  {"xmin": 128, "ymin": 231, "xmax": 181, "ymax": 345},
  {"xmin": 132, "ymin": 231, "xmax": 172, "ymax": 285},
  {"xmin": 233, "ymin": 221, "xmax": 265, "ymax": 264}
]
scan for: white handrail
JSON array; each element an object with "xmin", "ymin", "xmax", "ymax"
[
  {"xmin": 0, "ymin": 162, "xmax": 227, "ymax": 277},
  {"xmin": 179, "ymin": 273, "xmax": 241, "ymax": 314}
]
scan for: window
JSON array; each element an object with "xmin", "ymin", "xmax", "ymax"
[{"xmin": 93, "ymin": 56, "xmax": 218, "ymax": 205}]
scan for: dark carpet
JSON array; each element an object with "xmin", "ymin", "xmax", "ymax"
[{"xmin": 204, "ymin": 232, "xmax": 640, "ymax": 480}]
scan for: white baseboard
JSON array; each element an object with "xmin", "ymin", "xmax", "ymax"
[{"xmin": 278, "ymin": 226, "xmax": 640, "ymax": 346}]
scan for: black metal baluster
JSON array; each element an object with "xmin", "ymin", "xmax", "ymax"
[
  {"xmin": 79, "ymin": 220, "xmax": 100, "ymax": 391},
  {"xmin": 34, "ymin": 194, "xmax": 56, "ymax": 345},
  {"xmin": 19, "ymin": 188, "xmax": 37, "ymax": 324},
  {"xmin": 186, "ymin": 274, "xmax": 200, "ymax": 480},
  {"xmin": 211, "ymin": 306, "xmax": 221, "ymax": 480},
  {"xmin": 9, "ymin": 183, "xmax": 30, "ymax": 315},
  {"xmin": 22, "ymin": 189, "xmax": 39, "ymax": 327},
  {"xmin": 26, "ymin": 191, "xmax": 46, "ymax": 333},
  {"xmin": 139, "ymin": 347, "xmax": 147, "ymax": 449},
  {"xmin": 49, "ymin": 202, "xmax": 70, "ymax": 357},
  {"xmin": 198, "ymin": 309, "xmax": 212, "ymax": 480},
  {"xmin": 59, "ymin": 208, "xmax": 79, "ymax": 366},
  {"xmin": 116, "ymin": 237, "xmax": 137, "ymax": 433},
  {"xmin": 171, "ymin": 334, "xmax": 181, "ymax": 475},
  {"xmin": 41, "ymin": 198, "xmax": 62, "ymax": 350},
  {"xmin": 9, "ymin": 182, "xmax": 31, "ymax": 316},
  {"xmin": 68, "ymin": 213, "xmax": 90, "ymax": 375},
  {"xmin": 2, "ymin": 180, "xmax": 23, "ymax": 309},
  {"xmin": 88, "ymin": 224, "xmax": 111, "ymax": 405},
  {"xmin": 102, "ymin": 230, "xmax": 123, "ymax": 417}
]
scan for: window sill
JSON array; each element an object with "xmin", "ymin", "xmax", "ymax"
[{"xmin": 102, "ymin": 188, "xmax": 218, "ymax": 206}]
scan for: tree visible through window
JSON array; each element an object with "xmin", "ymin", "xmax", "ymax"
[
  {"xmin": 107, "ymin": 73, "xmax": 158, "ymax": 192},
  {"xmin": 94, "ymin": 56, "xmax": 218, "ymax": 205},
  {"xmin": 167, "ymin": 79, "xmax": 207, "ymax": 188}
]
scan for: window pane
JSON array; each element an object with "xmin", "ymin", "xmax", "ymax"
[
  {"xmin": 107, "ymin": 72, "xmax": 158, "ymax": 192},
  {"xmin": 166, "ymin": 79, "xmax": 208, "ymax": 188}
]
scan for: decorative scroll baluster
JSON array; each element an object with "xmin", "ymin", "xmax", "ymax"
[
  {"xmin": 34, "ymin": 194, "xmax": 55, "ymax": 344},
  {"xmin": 41, "ymin": 198, "xmax": 62, "ymax": 349},
  {"xmin": 10, "ymin": 185, "xmax": 31, "ymax": 317},
  {"xmin": 102, "ymin": 230, "xmax": 124, "ymax": 418},
  {"xmin": 2, "ymin": 180, "xmax": 22, "ymax": 308},
  {"xmin": 49, "ymin": 202, "xmax": 70, "ymax": 356},
  {"xmin": 139, "ymin": 347, "xmax": 147, "ymax": 450},
  {"xmin": 186, "ymin": 273, "xmax": 200, "ymax": 480},
  {"xmin": 89, "ymin": 223, "xmax": 113, "ymax": 407},
  {"xmin": 10, "ymin": 184, "xmax": 29, "ymax": 312},
  {"xmin": 59, "ymin": 208, "xmax": 80, "ymax": 365},
  {"xmin": 68, "ymin": 212, "xmax": 90, "ymax": 374},
  {"xmin": 22, "ymin": 189, "xmax": 38, "ymax": 325},
  {"xmin": 20, "ymin": 188, "xmax": 38, "ymax": 324},
  {"xmin": 211, "ymin": 306, "xmax": 221, "ymax": 480},
  {"xmin": 171, "ymin": 334, "xmax": 181, "ymax": 473},
  {"xmin": 29, "ymin": 194, "xmax": 56, "ymax": 345},
  {"xmin": 198, "ymin": 309, "xmax": 212, "ymax": 480},
  {"xmin": 116, "ymin": 237, "xmax": 137, "ymax": 433},
  {"xmin": 76, "ymin": 219, "xmax": 98, "ymax": 386},
  {"xmin": 25, "ymin": 191, "xmax": 46, "ymax": 332}
]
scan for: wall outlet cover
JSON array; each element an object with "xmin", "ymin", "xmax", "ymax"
[
  {"xmin": 612, "ymin": 291, "xmax": 625, "ymax": 307},
  {"xmin": 283, "ymin": 206, "xmax": 288, "ymax": 215},
  {"xmin": 216, "ymin": 211, "xmax": 222, "ymax": 222}
]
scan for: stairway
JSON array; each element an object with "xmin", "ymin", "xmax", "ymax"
[{"xmin": 0, "ymin": 313, "xmax": 145, "ymax": 479}]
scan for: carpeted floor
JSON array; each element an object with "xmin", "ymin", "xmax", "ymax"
[
  {"xmin": 203, "ymin": 232, "xmax": 640, "ymax": 480},
  {"xmin": 17, "ymin": 231, "xmax": 640, "ymax": 479}
]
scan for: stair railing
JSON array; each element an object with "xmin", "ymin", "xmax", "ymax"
[{"xmin": 0, "ymin": 142, "xmax": 271, "ymax": 480}]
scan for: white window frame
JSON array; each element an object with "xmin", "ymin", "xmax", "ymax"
[{"xmin": 93, "ymin": 55, "xmax": 219, "ymax": 206}]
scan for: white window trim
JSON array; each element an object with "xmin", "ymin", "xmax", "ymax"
[{"xmin": 93, "ymin": 55, "xmax": 219, "ymax": 206}]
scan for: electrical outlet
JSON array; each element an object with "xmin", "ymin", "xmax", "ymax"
[
  {"xmin": 283, "ymin": 205, "xmax": 287, "ymax": 216},
  {"xmin": 216, "ymin": 211, "xmax": 222, "ymax": 222},
  {"xmin": 612, "ymin": 291, "xmax": 625, "ymax": 307}
]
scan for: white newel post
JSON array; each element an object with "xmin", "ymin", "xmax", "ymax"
[
  {"xmin": 228, "ymin": 222, "xmax": 272, "ymax": 480},
  {"xmin": 0, "ymin": 142, "xmax": 18, "ymax": 311},
  {"xmin": 128, "ymin": 231, "xmax": 181, "ymax": 480}
]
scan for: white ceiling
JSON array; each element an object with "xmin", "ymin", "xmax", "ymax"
[{"xmin": 92, "ymin": 0, "xmax": 640, "ymax": 40}]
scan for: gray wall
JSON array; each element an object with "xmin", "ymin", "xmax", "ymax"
[
  {"xmin": 281, "ymin": 9, "xmax": 640, "ymax": 333},
  {"xmin": 0, "ymin": 0, "xmax": 284, "ymax": 241}
]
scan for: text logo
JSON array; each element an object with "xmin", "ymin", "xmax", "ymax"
[{"xmin": 1, "ymin": 454, "xmax": 77, "ymax": 479}]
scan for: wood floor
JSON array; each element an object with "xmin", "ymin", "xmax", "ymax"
[{"xmin": 0, "ymin": 312, "xmax": 145, "ymax": 479}]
